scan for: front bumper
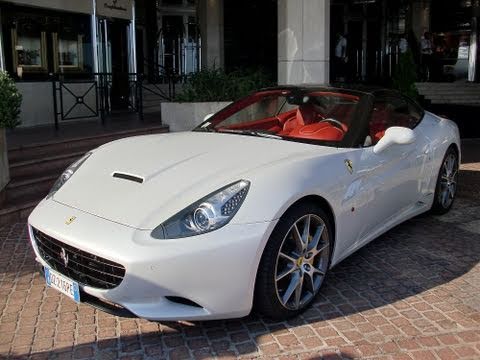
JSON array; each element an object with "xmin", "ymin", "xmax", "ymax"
[{"xmin": 28, "ymin": 199, "xmax": 276, "ymax": 321}]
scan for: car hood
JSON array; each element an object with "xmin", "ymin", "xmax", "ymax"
[{"xmin": 53, "ymin": 132, "xmax": 338, "ymax": 230}]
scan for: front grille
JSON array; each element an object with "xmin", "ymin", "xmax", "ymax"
[{"xmin": 32, "ymin": 228, "xmax": 125, "ymax": 290}]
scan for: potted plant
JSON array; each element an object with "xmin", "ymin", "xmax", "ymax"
[
  {"xmin": 392, "ymin": 50, "xmax": 418, "ymax": 100},
  {"xmin": 0, "ymin": 71, "xmax": 22, "ymax": 206},
  {"xmin": 161, "ymin": 68, "xmax": 273, "ymax": 132}
]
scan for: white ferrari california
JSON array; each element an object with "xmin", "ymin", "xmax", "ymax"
[{"xmin": 28, "ymin": 86, "xmax": 460, "ymax": 321}]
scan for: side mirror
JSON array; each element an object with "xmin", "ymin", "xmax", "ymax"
[
  {"xmin": 203, "ymin": 113, "xmax": 214, "ymax": 122},
  {"xmin": 373, "ymin": 126, "xmax": 416, "ymax": 154}
]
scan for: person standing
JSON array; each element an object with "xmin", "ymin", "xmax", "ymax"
[
  {"xmin": 421, "ymin": 32, "xmax": 433, "ymax": 81},
  {"xmin": 399, "ymin": 35, "xmax": 408, "ymax": 54},
  {"xmin": 334, "ymin": 33, "xmax": 348, "ymax": 82}
]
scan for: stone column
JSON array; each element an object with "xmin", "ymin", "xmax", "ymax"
[
  {"xmin": 0, "ymin": 7, "xmax": 8, "ymax": 207},
  {"xmin": 0, "ymin": 7, "xmax": 5, "ymax": 71},
  {"xmin": 469, "ymin": 3, "xmax": 479, "ymax": 82},
  {"xmin": 278, "ymin": 0, "xmax": 330, "ymax": 85},
  {"xmin": 411, "ymin": 0, "xmax": 431, "ymax": 43},
  {"xmin": 0, "ymin": 128, "xmax": 9, "ymax": 207},
  {"xmin": 127, "ymin": 0, "xmax": 137, "ymax": 74},
  {"xmin": 198, "ymin": 0, "xmax": 224, "ymax": 69},
  {"xmin": 145, "ymin": 0, "xmax": 158, "ymax": 81}
]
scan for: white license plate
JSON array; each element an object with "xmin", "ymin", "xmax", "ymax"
[{"xmin": 44, "ymin": 267, "xmax": 80, "ymax": 303}]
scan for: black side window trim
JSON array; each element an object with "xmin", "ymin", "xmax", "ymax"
[{"xmin": 401, "ymin": 94, "xmax": 425, "ymax": 130}]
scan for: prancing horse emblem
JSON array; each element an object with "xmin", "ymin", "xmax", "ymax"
[
  {"xmin": 60, "ymin": 248, "xmax": 69, "ymax": 267},
  {"xmin": 344, "ymin": 159, "xmax": 353, "ymax": 174},
  {"xmin": 65, "ymin": 216, "xmax": 76, "ymax": 225}
]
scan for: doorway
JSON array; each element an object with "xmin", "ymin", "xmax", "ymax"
[
  {"xmin": 332, "ymin": 1, "xmax": 383, "ymax": 83},
  {"xmin": 159, "ymin": 15, "xmax": 184, "ymax": 74},
  {"xmin": 108, "ymin": 20, "xmax": 129, "ymax": 110},
  {"xmin": 98, "ymin": 18, "xmax": 130, "ymax": 110}
]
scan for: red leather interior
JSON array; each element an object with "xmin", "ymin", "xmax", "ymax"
[
  {"xmin": 211, "ymin": 90, "xmax": 288, "ymax": 124},
  {"xmin": 369, "ymin": 106, "xmax": 389, "ymax": 144},
  {"xmin": 225, "ymin": 116, "xmax": 281, "ymax": 131},
  {"xmin": 215, "ymin": 91, "xmax": 356, "ymax": 142},
  {"xmin": 287, "ymin": 122, "xmax": 345, "ymax": 141},
  {"xmin": 309, "ymin": 91, "xmax": 360, "ymax": 101}
]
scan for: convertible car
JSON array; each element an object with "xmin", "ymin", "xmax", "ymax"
[{"xmin": 28, "ymin": 86, "xmax": 460, "ymax": 320}]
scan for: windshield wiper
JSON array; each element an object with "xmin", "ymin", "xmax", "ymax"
[
  {"xmin": 217, "ymin": 129, "xmax": 283, "ymax": 139},
  {"xmin": 194, "ymin": 127, "xmax": 216, "ymax": 132}
]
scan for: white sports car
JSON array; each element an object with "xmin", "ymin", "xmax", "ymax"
[{"xmin": 28, "ymin": 86, "xmax": 460, "ymax": 321}]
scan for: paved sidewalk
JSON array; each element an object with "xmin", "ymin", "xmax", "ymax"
[{"xmin": 0, "ymin": 142, "xmax": 479, "ymax": 359}]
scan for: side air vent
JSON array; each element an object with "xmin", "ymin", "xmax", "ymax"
[
  {"xmin": 165, "ymin": 296, "xmax": 203, "ymax": 308},
  {"xmin": 112, "ymin": 172, "xmax": 144, "ymax": 184}
]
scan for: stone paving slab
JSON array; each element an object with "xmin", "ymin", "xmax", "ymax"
[{"xmin": 0, "ymin": 147, "xmax": 479, "ymax": 359}]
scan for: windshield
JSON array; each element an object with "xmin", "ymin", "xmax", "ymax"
[{"xmin": 195, "ymin": 89, "xmax": 362, "ymax": 146}]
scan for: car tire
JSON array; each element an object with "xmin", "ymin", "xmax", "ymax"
[
  {"xmin": 254, "ymin": 202, "xmax": 333, "ymax": 320},
  {"xmin": 431, "ymin": 146, "xmax": 459, "ymax": 215}
]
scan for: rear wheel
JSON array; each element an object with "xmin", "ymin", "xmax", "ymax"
[
  {"xmin": 255, "ymin": 203, "xmax": 332, "ymax": 319},
  {"xmin": 431, "ymin": 147, "xmax": 459, "ymax": 214}
]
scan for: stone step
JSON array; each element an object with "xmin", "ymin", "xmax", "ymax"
[
  {"xmin": 143, "ymin": 96, "xmax": 164, "ymax": 103},
  {"xmin": 415, "ymin": 82, "xmax": 480, "ymax": 107},
  {"xmin": 1, "ymin": 124, "xmax": 169, "ymax": 227},
  {"xmin": 416, "ymin": 82, "xmax": 480, "ymax": 87},
  {"xmin": 431, "ymin": 99, "xmax": 480, "ymax": 105},
  {"xmin": 416, "ymin": 86, "xmax": 480, "ymax": 91},
  {"xmin": 0, "ymin": 175, "xmax": 55, "ymax": 227},
  {"xmin": 426, "ymin": 95, "xmax": 480, "ymax": 100},
  {"xmin": 5, "ymin": 175, "xmax": 57, "ymax": 205},
  {"xmin": 8, "ymin": 125, "xmax": 169, "ymax": 164},
  {"xmin": 418, "ymin": 88, "xmax": 480, "ymax": 93},
  {"xmin": 419, "ymin": 90, "xmax": 480, "ymax": 95},
  {"xmin": 0, "ymin": 200, "xmax": 38, "ymax": 227},
  {"xmin": 9, "ymin": 151, "xmax": 85, "ymax": 181},
  {"xmin": 143, "ymin": 107, "xmax": 163, "ymax": 117}
]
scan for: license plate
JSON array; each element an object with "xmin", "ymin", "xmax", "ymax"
[{"xmin": 44, "ymin": 267, "xmax": 80, "ymax": 303}]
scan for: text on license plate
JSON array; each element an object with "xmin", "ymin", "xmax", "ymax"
[{"xmin": 44, "ymin": 267, "xmax": 80, "ymax": 302}]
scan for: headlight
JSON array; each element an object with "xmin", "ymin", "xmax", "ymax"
[
  {"xmin": 47, "ymin": 152, "xmax": 92, "ymax": 198},
  {"xmin": 152, "ymin": 180, "xmax": 250, "ymax": 239}
]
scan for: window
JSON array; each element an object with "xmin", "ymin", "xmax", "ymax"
[
  {"xmin": 368, "ymin": 94, "xmax": 423, "ymax": 145},
  {"xmin": 3, "ymin": 6, "xmax": 92, "ymax": 79},
  {"xmin": 52, "ymin": 32, "xmax": 84, "ymax": 72},
  {"xmin": 10, "ymin": 19, "xmax": 47, "ymax": 75},
  {"xmin": 198, "ymin": 90, "xmax": 363, "ymax": 145}
]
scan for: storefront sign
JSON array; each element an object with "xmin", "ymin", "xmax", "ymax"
[
  {"xmin": 97, "ymin": 0, "xmax": 132, "ymax": 20},
  {"xmin": 353, "ymin": 0, "xmax": 377, "ymax": 4},
  {"xmin": 7, "ymin": 0, "xmax": 92, "ymax": 15}
]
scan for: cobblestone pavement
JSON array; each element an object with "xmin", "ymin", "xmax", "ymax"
[{"xmin": 1, "ymin": 141, "xmax": 479, "ymax": 360}]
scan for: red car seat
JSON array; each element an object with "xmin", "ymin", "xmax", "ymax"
[
  {"xmin": 369, "ymin": 105, "xmax": 390, "ymax": 144},
  {"xmin": 280, "ymin": 104, "xmax": 318, "ymax": 135}
]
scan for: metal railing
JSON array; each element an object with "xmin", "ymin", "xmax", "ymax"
[
  {"xmin": 51, "ymin": 72, "xmax": 176, "ymax": 130},
  {"xmin": 351, "ymin": 46, "xmax": 402, "ymax": 82}
]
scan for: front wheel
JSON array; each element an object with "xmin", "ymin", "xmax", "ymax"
[
  {"xmin": 431, "ymin": 147, "xmax": 459, "ymax": 214},
  {"xmin": 254, "ymin": 203, "xmax": 332, "ymax": 320}
]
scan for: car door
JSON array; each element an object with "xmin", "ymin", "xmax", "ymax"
[{"xmin": 347, "ymin": 93, "xmax": 426, "ymax": 244}]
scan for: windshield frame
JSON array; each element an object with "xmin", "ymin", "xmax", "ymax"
[{"xmin": 193, "ymin": 86, "xmax": 373, "ymax": 148}]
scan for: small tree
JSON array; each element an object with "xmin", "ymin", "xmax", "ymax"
[
  {"xmin": 392, "ymin": 50, "xmax": 418, "ymax": 100},
  {"xmin": 0, "ymin": 71, "xmax": 22, "ymax": 129},
  {"xmin": 175, "ymin": 67, "xmax": 273, "ymax": 102}
]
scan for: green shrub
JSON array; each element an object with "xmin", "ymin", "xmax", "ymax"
[
  {"xmin": 0, "ymin": 71, "xmax": 22, "ymax": 129},
  {"xmin": 175, "ymin": 67, "xmax": 273, "ymax": 102},
  {"xmin": 392, "ymin": 50, "xmax": 418, "ymax": 99}
]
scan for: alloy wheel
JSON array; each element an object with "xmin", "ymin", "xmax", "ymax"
[
  {"xmin": 439, "ymin": 152, "xmax": 458, "ymax": 209},
  {"xmin": 274, "ymin": 214, "xmax": 330, "ymax": 311}
]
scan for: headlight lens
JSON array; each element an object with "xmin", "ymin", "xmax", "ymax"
[
  {"xmin": 47, "ymin": 152, "xmax": 92, "ymax": 198},
  {"xmin": 152, "ymin": 180, "xmax": 250, "ymax": 239}
]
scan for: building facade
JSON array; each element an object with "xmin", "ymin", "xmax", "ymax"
[
  {"xmin": 0, "ymin": 0, "xmax": 478, "ymax": 128},
  {"xmin": 0, "ymin": 0, "xmax": 138, "ymax": 127},
  {"xmin": 277, "ymin": 0, "xmax": 479, "ymax": 85}
]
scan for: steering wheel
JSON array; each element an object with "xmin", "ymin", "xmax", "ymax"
[{"xmin": 318, "ymin": 118, "xmax": 347, "ymax": 132}]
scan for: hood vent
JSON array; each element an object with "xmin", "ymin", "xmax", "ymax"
[{"xmin": 112, "ymin": 172, "xmax": 144, "ymax": 184}]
